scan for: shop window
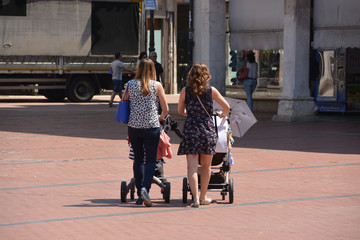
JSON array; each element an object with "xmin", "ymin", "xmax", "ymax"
[
  {"xmin": 0, "ymin": 0, "xmax": 26, "ymax": 16},
  {"xmin": 346, "ymin": 48, "xmax": 360, "ymax": 111},
  {"xmin": 228, "ymin": 49, "xmax": 282, "ymax": 88},
  {"xmin": 258, "ymin": 50, "xmax": 280, "ymax": 86}
]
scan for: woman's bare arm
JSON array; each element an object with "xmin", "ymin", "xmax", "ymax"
[
  {"xmin": 177, "ymin": 87, "xmax": 187, "ymax": 116},
  {"xmin": 156, "ymin": 82, "xmax": 169, "ymax": 121}
]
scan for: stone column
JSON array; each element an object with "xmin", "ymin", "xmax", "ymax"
[
  {"xmin": 273, "ymin": 0, "xmax": 315, "ymax": 122},
  {"xmin": 193, "ymin": 0, "xmax": 226, "ymax": 94}
]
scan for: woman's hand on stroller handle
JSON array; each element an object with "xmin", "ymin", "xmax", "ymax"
[{"xmin": 215, "ymin": 111, "xmax": 227, "ymax": 118}]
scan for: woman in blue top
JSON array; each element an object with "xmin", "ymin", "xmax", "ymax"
[{"xmin": 124, "ymin": 59, "xmax": 168, "ymax": 207}]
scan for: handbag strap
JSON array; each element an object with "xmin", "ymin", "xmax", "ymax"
[
  {"xmin": 197, "ymin": 95, "xmax": 219, "ymax": 137},
  {"xmin": 122, "ymin": 83, "xmax": 129, "ymax": 101},
  {"xmin": 196, "ymin": 95, "xmax": 212, "ymax": 119}
]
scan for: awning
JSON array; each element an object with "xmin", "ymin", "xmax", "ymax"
[
  {"xmin": 229, "ymin": 0, "xmax": 284, "ymax": 50},
  {"xmin": 313, "ymin": 0, "xmax": 360, "ymax": 49}
]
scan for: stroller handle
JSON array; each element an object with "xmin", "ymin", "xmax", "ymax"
[
  {"xmin": 172, "ymin": 127, "xmax": 183, "ymax": 138},
  {"xmin": 161, "ymin": 115, "xmax": 184, "ymax": 138}
]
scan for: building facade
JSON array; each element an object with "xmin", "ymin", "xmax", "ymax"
[{"xmin": 147, "ymin": 0, "xmax": 360, "ymax": 120}]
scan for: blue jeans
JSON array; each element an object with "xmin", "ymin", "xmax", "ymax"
[
  {"xmin": 243, "ymin": 79, "xmax": 257, "ymax": 111},
  {"xmin": 128, "ymin": 127, "xmax": 161, "ymax": 196}
]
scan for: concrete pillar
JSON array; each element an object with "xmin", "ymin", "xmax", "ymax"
[
  {"xmin": 273, "ymin": 0, "xmax": 315, "ymax": 121},
  {"xmin": 165, "ymin": 0, "xmax": 175, "ymax": 94},
  {"xmin": 193, "ymin": 0, "xmax": 226, "ymax": 94}
]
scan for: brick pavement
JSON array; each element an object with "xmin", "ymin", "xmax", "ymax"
[{"xmin": 0, "ymin": 94, "xmax": 359, "ymax": 240}]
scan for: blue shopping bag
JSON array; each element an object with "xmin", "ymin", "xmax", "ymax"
[{"xmin": 115, "ymin": 100, "xmax": 130, "ymax": 123}]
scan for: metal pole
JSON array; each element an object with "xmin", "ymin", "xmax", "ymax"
[
  {"xmin": 141, "ymin": 0, "xmax": 147, "ymax": 52},
  {"xmin": 149, "ymin": 10, "xmax": 155, "ymax": 52}
]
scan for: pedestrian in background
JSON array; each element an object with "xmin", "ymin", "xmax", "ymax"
[
  {"xmin": 149, "ymin": 51, "xmax": 164, "ymax": 86},
  {"xmin": 137, "ymin": 51, "xmax": 147, "ymax": 68},
  {"xmin": 177, "ymin": 63, "xmax": 230, "ymax": 208},
  {"xmin": 240, "ymin": 51, "xmax": 258, "ymax": 111},
  {"xmin": 125, "ymin": 59, "xmax": 169, "ymax": 207},
  {"xmin": 109, "ymin": 52, "xmax": 135, "ymax": 107},
  {"xmin": 150, "ymin": 51, "xmax": 165, "ymax": 114}
]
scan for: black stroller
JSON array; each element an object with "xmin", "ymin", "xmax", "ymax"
[
  {"xmin": 182, "ymin": 116, "xmax": 234, "ymax": 204},
  {"xmin": 120, "ymin": 115, "xmax": 183, "ymax": 203}
]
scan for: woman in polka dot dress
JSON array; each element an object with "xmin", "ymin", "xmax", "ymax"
[{"xmin": 177, "ymin": 63, "xmax": 230, "ymax": 207}]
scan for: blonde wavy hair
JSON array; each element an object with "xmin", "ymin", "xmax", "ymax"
[
  {"xmin": 187, "ymin": 63, "xmax": 211, "ymax": 96},
  {"xmin": 135, "ymin": 59, "xmax": 156, "ymax": 96}
]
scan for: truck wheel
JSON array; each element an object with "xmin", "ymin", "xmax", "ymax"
[
  {"xmin": 67, "ymin": 77, "xmax": 95, "ymax": 102},
  {"xmin": 43, "ymin": 89, "xmax": 66, "ymax": 101}
]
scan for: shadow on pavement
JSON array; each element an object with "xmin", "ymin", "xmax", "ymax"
[
  {"xmin": 64, "ymin": 198, "xmax": 187, "ymax": 208},
  {"xmin": 1, "ymin": 100, "xmax": 359, "ymax": 154},
  {"xmin": 0, "ymin": 102, "xmax": 130, "ymax": 140},
  {"xmin": 232, "ymin": 115, "xmax": 360, "ymax": 154}
]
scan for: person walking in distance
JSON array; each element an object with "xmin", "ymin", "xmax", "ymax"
[
  {"xmin": 149, "ymin": 51, "xmax": 164, "ymax": 86},
  {"xmin": 240, "ymin": 51, "xmax": 258, "ymax": 111},
  {"xmin": 109, "ymin": 52, "xmax": 135, "ymax": 107},
  {"xmin": 137, "ymin": 51, "xmax": 147, "ymax": 68},
  {"xmin": 177, "ymin": 63, "xmax": 230, "ymax": 208},
  {"xmin": 150, "ymin": 51, "xmax": 165, "ymax": 114},
  {"xmin": 125, "ymin": 59, "xmax": 169, "ymax": 207}
]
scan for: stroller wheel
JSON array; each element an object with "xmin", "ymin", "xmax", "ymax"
[
  {"xmin": 229, "ymin": 178, "xmax": 234, "ymax": 204},
  {"xmin": 182, "ymin": 177, "xmax": 188, "ymax": 203},
  {"xmin": 164, "ymin": 182, "xmax": 171, "ymax": 203},
  {"xmin": 120, "ymin": 181, "xmax": 127, "ymax": 203},
  {"xmin": 130, "ymin": 185, "xmax": 135, "ymax": 200}
]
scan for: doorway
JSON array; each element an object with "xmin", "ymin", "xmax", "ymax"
[{"xmin": 177, "ymin": 4, "xmax": 189, "ymax": 92}]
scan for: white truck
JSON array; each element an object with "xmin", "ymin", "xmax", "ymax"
[{"xmin": 0, "ymin": 0, "xmax": 142, "ymax": 101}]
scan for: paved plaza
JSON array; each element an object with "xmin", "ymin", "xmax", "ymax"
[{"xmin": 0, "ymin": 95, "xmax": 359, "ymax": 239}]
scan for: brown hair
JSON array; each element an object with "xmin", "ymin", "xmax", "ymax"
[
  {"xmin": 187, "ymin": 63, "xmax": 211, "ymax": 96},
  {"xmin": 135, "ymin": 59, "xmax": 156, "ymax": 96}
]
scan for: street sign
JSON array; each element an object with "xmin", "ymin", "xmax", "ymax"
[{"xmin": 145, "ymin": 0, "xmax": 157, "ymax": 10}]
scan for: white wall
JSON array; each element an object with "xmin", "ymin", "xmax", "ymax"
[
  {"xmin": 229, "ymin": 0, "xmax": 284, "ymax": 50},
  {"xmin": 313, "ymin": 0, "xmax": 360, "ymax": 48}
]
